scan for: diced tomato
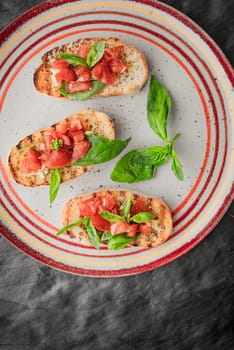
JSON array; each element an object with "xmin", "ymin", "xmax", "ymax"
[
  {"xmin": 92, "ymin": 59, "xmax": 116, "ymax": 85},
  {"xmin": 70, "ymin": 120, "xmax": 84, "ymax": 132},
  {"xmin": 61, "ymin": 134, "xmax": 72, "ymax": 146},
  {"xmin": 22, "ymin": 149, "xmax": 42, "ymax": 173},
  {"xmin": 98, "ymin": 192, "xmax": 116, "ymax": 211},
  {"xmin": 71, "ymin": 139, "xmax": 90, "ymax": 163},
  {"xmin": 66, "ymin": 81, "xmax": 92, "ymax": 92},
  {"xmin": 74, "ymin": 66, "xmax": 92, "ymax": 82},
  {"xmin": 91, "ymin": 214, "xmax": 111, "ymax": 231},
  {"xmin": 71, "ymin": 130, "xmax": 85, "ymax": 143},
  {"xmin": 79, "ymin": 196, "xmax": 102, "ymax": 216},
  {"xmin": 130, "ymin": 198, "xmax": 148, "ymax": 216},
  {"xmin": 138, "ymin": 222, "xmax": 151, "ymax": 234},
  {"xmin": 108, "ymin": 59, "xmax": 128, "ymax": 74},
  {"xmin": 52, "ymin": 59, "xmax": 70, "ymax": 70},
  {"xmin": 55, "ymin": 68, "xmax": 77, "ymax": 84},
  {"xmin": 45, "ymin": 149, "xmax": 72, "ymax": 169},
  {"xmin": 110, "ymin": 222, "xmax": 138, "ymax": 237},
  {"xmin": 75, "ymin": 44, "xmax": 91, "ymax": 59},
  {"xmin": 56, "ymin": 121, "xmax": 68, "ymax": 134}
]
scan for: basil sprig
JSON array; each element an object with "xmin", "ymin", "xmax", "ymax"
[
  {"xmin": 111, "ymin": 75, "xmax": 184, "ymax": 183},
  {"xmin": 59, "ymin": 80, "xmax": 106, "ymax": 101},
  {"xmin": 50, "ymin": 168, "xmax": 62, "ymax": 204},
  {"xmin": 72, "ymin": 135, "xmax": 131, "ymax": 166},
  {"xmin": 107, "ymin": 234, "xmax": 136, "ymax": 250}
]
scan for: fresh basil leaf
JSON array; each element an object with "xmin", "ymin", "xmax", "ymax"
[
  {"xmin": 107, "ymin": 234, "xmax": 136, "ymax": 250},
  {"xmin": 101, "ymin": 231, "xmax": 112, "ymax": 241},
  {"xmin": 50, "ymin": 168, "xmax": 61, "ymax": 204},
  {"xmin": 147, "ymin": 75, "xmax": 171, "ymax": 142},
  {"xmin": 86, "ymin": 217, "xmax": 101, "ymax": 250},
  {"xmin": 171, "ymin": 149, "xmax": 184, "ymax": 181},
  {"xmin": 99, "ymin": 211, "xmax": 123, "ymax": 222},
  {"xmin": 111, "ymin": 149, "xmax": 157, "ymax": 183},
  {"xmin": 86, "ymin": 41, "xmax": 105, "ymax": 67},
  {"xmin": 144, "ymin": 145, "xmax": 171, "ymax": 167},
  {"xmin": 59, "ymin": 80, "xmax": 106, "ymax": 101},
  {"xmin": 56, "ymin": 218, "xmax": 87, "ymax": 236},
  {"xmin": 121, "ymin": 196, "xmax": 132, "ymax": 221},
  {"xmin": 131, "ymin": 212, "xmax": 154, "ymax": 223},
  {"xmin": 72, "ymin": 136, "xmax": 130, "ymax": 166},
  {"xmin": 60, "ymin": 52, "xmax": 87, "ymax": 66}
]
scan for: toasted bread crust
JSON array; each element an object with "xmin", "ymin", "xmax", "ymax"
[
  {"xmin": 62, "ymin": 189, "xmax": 173, "ymax": 248},
  {"xmin": 8, "ymin": 111, "xmax": 115, "ymax": 187},
  {"xmin": 34, "ymin": 37, "xmax": 149, "ymax": 98}
]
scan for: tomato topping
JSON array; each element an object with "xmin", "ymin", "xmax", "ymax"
[
  {"xmin": 56, "ymin": 121, "xmax": 68, "ymax": 134},
  {"xmin": 70, "ymin": 120, "xmax": 84, "ymax": 132},
  {"xmin": 55, "ymin": 68, "xmax": 77, "ymax": 84},
  {"xmin": 98, "ymin": 192, "xmax": 116, "ymax": 211},
  {"xmin": 74, "ymin": 44, "xmax": 91, "ymax": 59},
  {"xmin": 79, "ymin": 196, "xmax": 102, "ymax": 216},
  {"xmin": 92, "ymin": 59, "xmax": 116, "ymax": 85},
  {"xmin": 74, "ymin": 66, "xmax": 92, "ymax": 82},
  {"xmin": 110, "ymin": 222, "xmax": 138, "ymax": 237},
  {"xmin": 22, "ymin": 149, "xmax": 42, "ymax": 173},
  {"xmin": 71, "ymin": 129, "xmax": 85, "ymax": 143},
  {"xmin": 45, "ymin": 149, "xmax": 72, "ymax": 169},
  {"xmin": 71, "ymin": 139, "xmax": 90, "ymax": 163},
  {"xmin": 52, "ymin": 59, "xmax": 70, "ymax": 70},
  {"xmin": 66, "ymin": 81, "xmax": 92, "ymax": 93},
  {"xmin": 91, "ymin": 214, "xmax": 111, "ymax": 232},
  {"xmin": 130, "ymin": 198, "xmax": 148, "ymax": 216}
]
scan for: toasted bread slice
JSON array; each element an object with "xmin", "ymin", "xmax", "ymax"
[
  {"xmin": 8, "ymin": 111, "xmax": 114, "ymax": 187},
  {"xmin": 62, "ymin": 189, "xmax": 173, "ymax": 248},
  {"xmin": 34, "ymin": 37, "xmax": 148, "ymax": 98}
]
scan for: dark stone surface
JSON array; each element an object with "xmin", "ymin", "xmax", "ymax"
[{"xmin": 0, "ymin": 1, "xmax": 233, "ymax": 349}]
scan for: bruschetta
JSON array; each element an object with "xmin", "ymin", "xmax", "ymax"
[
  {"xmin": 8, "ymin": 111, "xmax": 129, "ymax": 202},
  {"xmin": 34, "ymin": 37, "xmax": 149, "ymax": 100},
  {"xmin": 58, "ymin": 189, "xmax": 173, "ymax": 250}
]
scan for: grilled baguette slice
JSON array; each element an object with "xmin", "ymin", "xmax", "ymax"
[
  {"xmin": 62, "ymin": 189, "xmax": 173, "ymax": 248},
  {"xmin": 8, "ymin": 110, "xmax": 114, "ymax": 187},
  {"xmin": 34, "ymin": 37, "xmax": 148, "ymax": 98}
]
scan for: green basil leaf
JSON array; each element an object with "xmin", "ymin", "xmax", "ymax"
[
  {"xmin": 59, "ymin": 80, "xmax": 106, "ymax": 101},
  {"xmin": 131, "ymin": 211, "xmax": 154, "ymax": 223},
  {"xmin": 59, "ymin": 52, "xmax": 87, "ymax": 66},
  {"xmin": 147, "ymin": 75, "xmax": 171, "ymax": 142},
  {"xmin": 144, "ymin": 144, "xmax": 171, "ymax": 167},
  {"xmin": 86, "ymin": 41, "xmax": 105, "ymax": 67},
  {"xmin": 111, "ymin": 149, "xmax": 157, "ymax": 183},
  {"xmin": 50, "ymin": 168, "xmax": 62, "ymax": 204},
  {"xmin": 99, "ymin": 210, "xmax": 123, "ymax": 222},
  {"xmin": 121, "ymin": 196, "xmax": 132, "ymax": 221},
  {"xmin": 107, "ymin": 234, "xmax": 136, "ymax": 250},
  {"xmin": 72, "ymin": 136, "xmax": 131, "ymax": 166},
  {"xmin": 101, "ymin": 231, "xmax": 112, "ymax": 241},
  {"xmin": 56, "ymin": 218, "xmax": 87, "ymax": 236},
  {"xmin": 171, "ymin": 149, "xmax": 184, "ymax": 181},
  {"xmin": 86, "ymin": 217, "xmax": 101, "ymax": 250}
]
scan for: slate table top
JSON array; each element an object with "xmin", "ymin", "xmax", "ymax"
[{"xmin": 0, "ymin": 1, "xmax": 233, "ymax": 349}]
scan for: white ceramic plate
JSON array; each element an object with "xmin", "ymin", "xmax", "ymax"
[{"xmin": 0, "ymin": 0, "xmax": 233, "ymax": 277}]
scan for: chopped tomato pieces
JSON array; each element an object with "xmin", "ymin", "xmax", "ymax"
[
  {"xmin": 91, "ymin": 214, "xmax": 111, "ymax": 232},
  {"xmin": 22, "ymin": 149, "xmax": 42, "ymax": 173},
  {"xmin": 66, "ymin": 81, "xmax": 92, "ymax": 93},
  {"xmin": 92, "ymin": 59, "xmax": 116, "ymax": 85},
  {"xmin": 74, "ymin": 44, "xmax": 91, "ymax": 59},
  {"xmin": 130, "ymin": 198, "xmax": 148, "ymax": 216},
  {"xmin": 56, "ymin": 121, "xmax": 68, "ymax": 134},
  {"xmin": 52, "ymin": 59, "xmax": 70, "ymax": 69},
  {"xmin": 138, "ymin": 222, "xmax": 151, "ymax": 234},
  {"xmin": 110, "ymin": 222, "xmax": 138, "ymax": 237},
  {"xmin": 74, "ymin": 66, "xmax": 92, "ymax": 82},
  {"xmin": 45, "ymin": 149, "xmax": 72, "ymax": 168},
  {"xmin": 71, "ymin": 139, "xmax": 90, "ymax": 163},
  {"xmin": 55, "ymin": 68, "xmax": 77, "ymax": 84}
]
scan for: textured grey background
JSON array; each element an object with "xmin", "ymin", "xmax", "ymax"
[{"xmin": 0, "ymin": 1, "xmax": 234, "ymax": 349}]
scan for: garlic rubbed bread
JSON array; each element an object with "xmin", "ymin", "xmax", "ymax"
[
  {"xmin": 61, "ymin": 189, "xmax": 173, "ymax": 249},
  {"xmin": 34, "ymin": 37, "xmax": 149, "ymax": 99}
]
